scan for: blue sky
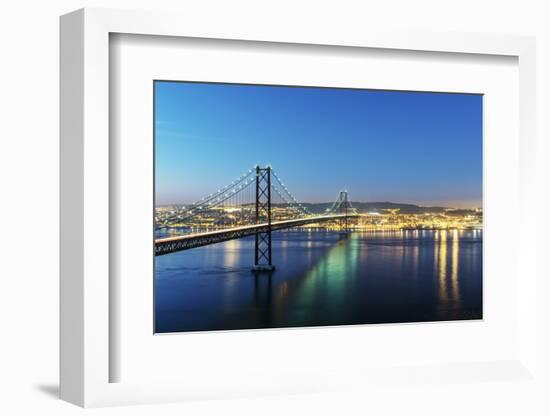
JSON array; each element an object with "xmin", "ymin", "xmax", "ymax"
[{"xmin": 155, "ymin": 81, "xmax": 482, "ymax": 208}]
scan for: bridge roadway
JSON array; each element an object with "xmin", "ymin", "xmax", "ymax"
[{"xmin": 155, "ymin": 213, "xmax": 359, "ymax": 256}]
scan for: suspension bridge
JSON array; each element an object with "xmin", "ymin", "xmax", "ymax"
[{"xmin": 155, "ymin": 165, "xmax": 359, "ymax": 271}]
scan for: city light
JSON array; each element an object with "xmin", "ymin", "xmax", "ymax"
[{"xmin": 155, "ymin": 203, "xmax": 482, "ymax": 235}]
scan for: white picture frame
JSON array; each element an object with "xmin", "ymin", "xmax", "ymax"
[{"xmin": 60, "ymin": 7, "xmax": 538, "ymax": 407}]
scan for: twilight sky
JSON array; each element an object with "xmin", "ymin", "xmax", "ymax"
[{"xmin": 155, "ymin": 81, "xmax": 482, "ymax": 208}]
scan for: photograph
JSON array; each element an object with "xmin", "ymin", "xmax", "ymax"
[{"xmin": 154, "ymin": 81, "xmax": 483, "ymax": 333}]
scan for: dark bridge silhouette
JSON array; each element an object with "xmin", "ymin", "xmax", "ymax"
[{"xmin": 155, "ymin": 165, "xmax": 358, "ymax": 271}]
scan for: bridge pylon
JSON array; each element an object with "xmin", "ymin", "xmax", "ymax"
[
  {"xmin": 338, "ymin": 190, "xmax": 351, "ymax": 235},
  {"xmin": 252, "ymin": 165, "xmax": 275, "ymax": 272}
]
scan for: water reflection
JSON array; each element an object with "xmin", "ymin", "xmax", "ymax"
[
  {"xmin": 155, "ymin": 230, "xmax": 482, "ymax": 333},
  {"xmin": 223, "ymin": 239, "xmax": 241, "ymax": 268},
  {"xmin": 411, "ymin": 231, "xmax": 420, "ymax": 280},
  {"xmin": 451, "ymin": 230, "xmax": 461, "ymax": 305},
  {"xmin": 438, "ymin": 230, "xmax": 448, "ymax": 303},
  {"xmin": 433, "ymin": 230, "xmax": 462, "ymax": 313},
  {"xmin": 287, "ymin": 233, "xmax": 361, "ymax": 323}
]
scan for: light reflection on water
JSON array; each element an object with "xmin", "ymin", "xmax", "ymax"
[
  {"xmin": 451, "ymin": 229, "xmax": 461, "ymax": 306},
  {"xmin": 155, "ymin": 229, "xmax": 482, "ymax": 333}
]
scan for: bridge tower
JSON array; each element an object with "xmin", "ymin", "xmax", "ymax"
[
  {"xmin": 338, "ymin": 190, "xmax": 351, "ymax": 235},
  {"xmin": 252, "ymin": 165, "xmax": 275, "ymax": 272}
]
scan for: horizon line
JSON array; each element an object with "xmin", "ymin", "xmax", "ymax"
[{"xmin": 155, "ymin": 200, "xmax": 483, "ymax": 209}]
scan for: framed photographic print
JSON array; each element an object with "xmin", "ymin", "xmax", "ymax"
[{"xmin": 60, "ymin": 8, "xmax": 538, "ymax": 407}]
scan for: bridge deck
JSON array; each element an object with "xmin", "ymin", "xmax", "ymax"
[{"xmin": 155, "ymin": 213, "xmax": 359, "ymax": 256}]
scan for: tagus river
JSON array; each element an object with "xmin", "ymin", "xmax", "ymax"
[{"xmin": 154, "ymin": 229, "xmax": 482, "ymax": 333}]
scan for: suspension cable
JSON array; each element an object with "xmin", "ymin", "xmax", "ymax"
[
  {"xmin": 270, "ymin": 169, "xmax": 311, "ymax": 215},
  {"xmin": 182, "ymin": 166, "xmax": 256, "ymax": 217}
]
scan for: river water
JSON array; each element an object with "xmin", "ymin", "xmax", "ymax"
[{"xmin": 154, "ymin": 229, "xmax": 482, "ymax": 333}]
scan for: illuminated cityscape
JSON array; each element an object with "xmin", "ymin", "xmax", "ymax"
[{"xmin": 155, "ymin": 203, "xmax": 482, "ymax": 237}]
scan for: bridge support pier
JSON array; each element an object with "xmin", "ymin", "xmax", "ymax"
[
  {"xmin": 252, "ymin": 165, "xmax": 275, "ymax": 272},
  {"xmin": 252, "ymin": 264, "xmax": 275, "ymax": 272}
]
